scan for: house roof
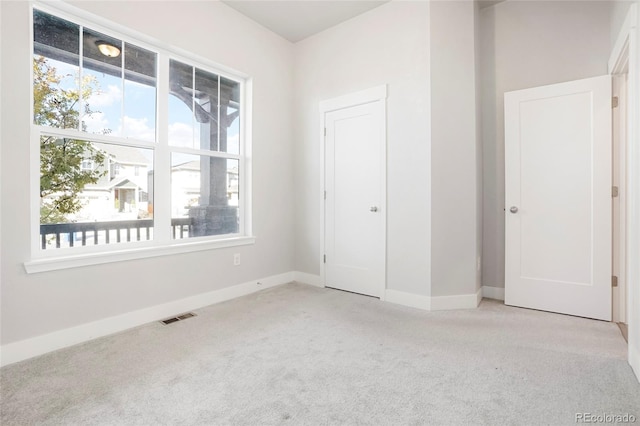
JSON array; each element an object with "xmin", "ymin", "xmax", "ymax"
[
  {"xmin": 108, "ymin": 178, "xmax": 140, "ymax": 190},
  {"xmin": 100, "ymin": 144, "xmax": 150, "ymax": 166},
  {"xmin": 86, "ymin": 177, "xmax": 143, "ymax": 191},
  {"xmin": 172, "ymin": 160, "xmax": 200, "ymax": 171}
]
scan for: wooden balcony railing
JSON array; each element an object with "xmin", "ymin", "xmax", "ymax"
[{"xmin": 40, "ymin": 218, "xmax": 193, "ymax": 249}]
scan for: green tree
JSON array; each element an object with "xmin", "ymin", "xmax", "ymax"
[{"xmin": 34, "ymin": 56, "xmax": 108, "ymax": 224}]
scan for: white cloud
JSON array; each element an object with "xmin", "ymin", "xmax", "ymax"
[
  {"xmin": 168, "ymin": 122, "xmax": 194, "ymax": 148},
  {"xmin": 123, "ymin": 116, "xmax": 155, "ymax": 142},
  {"xmin": 225, "ymin": 133, "xmax": 240, "ymax": 154},
  {"xmin": 87, "ymin": 84, "xmax": 122, "ymax": 109},
  {"xmin": 82, "ymin": 112, "xmax": 110, "ymax": 134}
]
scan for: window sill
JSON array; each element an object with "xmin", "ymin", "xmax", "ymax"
[{"xmin": 24, "ymin": 236, "xmax": 256, "ymax": 274}]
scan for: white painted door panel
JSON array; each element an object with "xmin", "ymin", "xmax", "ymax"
[
  {"xmin": 505, "ymin": 75, "xmax": 612, "ymax": 321},
  {"xmin": 325, "ymin": 101, "xmax": 384, "ymax": 297}
]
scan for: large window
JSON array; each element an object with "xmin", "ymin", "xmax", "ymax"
[{"xmin": 31, "ymin": 7, "xmax": 247, "ymax": 259}]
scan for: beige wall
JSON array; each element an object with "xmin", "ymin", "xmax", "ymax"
[{"xmin": 430, "ymin": 0, "xmax": 480, "ymax": 297}]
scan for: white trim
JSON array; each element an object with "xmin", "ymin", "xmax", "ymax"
[
  {"xmin": 0, "ymin": 271, "xmax": 293, "ymax": 367},
  {"xmin": 293, "ymin": 272, "xmax": 323, "ymax": 287},
  {"xmin": 482, "ymin": 285, "xmax": 505, "ymax": 301},
  {"xmin": 319, "ymin": 85, "xmax": 388, "ymax": 298},
  {"xmin": 612, "ymin": 74, "xmax": 628, "ymax": 324},
  {"xmin": 430, "ymin": 288, "xmax": 482, "ymax": 311},
  {"xmin": 384, "ymin": 289, "xmax": 431, "ymax": 311},
  {"xmin": 319, "ymin": 84, "xmax": 387, "ymax": 113},
  {"xmin": 24, "ymin": 236, "xmax": 256, "ymax": 274}
]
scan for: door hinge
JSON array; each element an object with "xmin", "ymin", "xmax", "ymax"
[
  {"xmin": 612, "ymin": 96, "xmax": 619, "ymax": 108},
  {"xmin": 324, "ymin": 127, "xmax": 327, "ymax": 137},
  {"xmin": 612, "ymin": 276, "xmax": 618, "ymax": 287},
  {"xmin": 612, "ymin": 186, "xmax": 619, "ymax": 198},
  {"xmin": 324, "ymin": 190, "xmax": 326, "ymax": 200},
  {"xmin": 323, "ymin": 255, "xmax": 326, "ymax": 263}
]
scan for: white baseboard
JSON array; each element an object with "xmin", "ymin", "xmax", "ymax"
[
  {"xmin": 0, "ymin": 272, "xmax": 294, "ymax": 367},
  {"xmin": 431, "ymin": 287, "xmax": 482, "ymax": 311},
  {"xmin": 630, "ymin": 342, "xmax": 640, "ymax": 383},
  {"xmin": 293, "ymin": 271, "xmax": 323, "ymax": 287},
  {"xmin": 384, "ymin": 289, "xmax": 431, "ymax": 310},
  {"xmin": 384, "ymin": 288, "xmax": 482, "ymax": 311},
  {"xmin": 482, "ymin": 285, "xmax": 505, "ymax": 301}
]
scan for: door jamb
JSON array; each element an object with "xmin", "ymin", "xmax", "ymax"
[
  {"xmin": 612, "ymin": 74, "xmax": 627, "ymax": 325},
  {"xmin": 318, "ymin": 85, "xmax": 387, "ymax": 297},
  {"xmin": 609, "ymin": 3, "xmax": 639, "ymax": 381}
]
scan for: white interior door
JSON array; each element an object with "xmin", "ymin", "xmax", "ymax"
[
  {"xmin": 504, "ymin": 75, "xmax": 612, "ymax": 321},
  {"xmin": 324, "ymin": 101, "xmax": 385, "ymax": 297}
]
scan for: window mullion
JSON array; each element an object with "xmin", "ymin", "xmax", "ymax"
[
  {"xmin": 154, "ymin": 53, "xmax": 171, "ymax": 244},
  {"xmin": 121, "ymin": 41, "xmax": 126, "ymax": 137},
  {"xmin": 78, "ymin": 24, "xmax": 84, "ymax": 132}
]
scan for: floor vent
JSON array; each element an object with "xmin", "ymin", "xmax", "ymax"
[{"xmin": 160, "ymin": 312, "xmax": 196, "ymax": 325}]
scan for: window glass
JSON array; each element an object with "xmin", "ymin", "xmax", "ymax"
[
  {"xmin": 171, "ymin": 154, "xmax": 239, "ymax": 238},
  {"xmin": 124, "ymin": 44, "xmax": 157, "ymax": 142},
  {"xmin": 33, "ymin": 10, "xmax": 80, "ymax": 130},
  {"xmin": 82, "ymin": 28, "xmax": 123, "ymax": 136},
  {"xmin": 34, "ymin": 11, "xmax": 158, "ymax": 142},
  {"xmin": 169, "ymin": 60, "xmax": 195, "ymax": 148},
  {"xmin": 195, "ymin": 68, "xmax": 220, "ymax": 151},
  {"xmin": 40, "ymin": 135, "xmax": 154, "ymax": 249},
  {"xmin": 169, "ymin": 60, "xmax": 239, "ymax": 154},
  {"xmin": 220, "ymin": 77, "xmax": 241, "ymax": 155}
]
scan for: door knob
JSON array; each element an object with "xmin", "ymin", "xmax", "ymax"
[
  {"xmin": 370, "ymin": 206, "xmax": 378, "ymax": 212},
  {"xmin": 510, "ymin": 206, "xmax": 518, "ymax": 213}
]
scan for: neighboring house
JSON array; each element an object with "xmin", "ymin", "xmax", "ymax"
[
  {"xmin": 169, "ymin": 160, "xmax": 239, "ymax": 218},
  {"xmin": 170, "ymin": 160, "xmax": 201, "ymax": 218},
  {"xmin": 75, "ymin": 144, "xmax": 151, "ymax": 221}
]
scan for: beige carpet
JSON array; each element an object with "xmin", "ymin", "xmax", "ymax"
[{"xmin": 1, "ymin": 282, "xmax": 639, "ymax": 425}]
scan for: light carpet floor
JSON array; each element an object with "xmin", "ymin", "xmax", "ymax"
[{"xmin": 1, "ymin": 282, "xmax": 639, "ymax": 425}]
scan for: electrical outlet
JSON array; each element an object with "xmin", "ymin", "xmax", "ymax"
[{"xmin": 233, "ymin": 253, "xmax": 241, "ymax": 266}]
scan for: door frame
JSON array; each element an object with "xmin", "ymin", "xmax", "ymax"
[
  {"xmin": 609, "ymin": 3, "xmax": 639, "ymax": 381},
  {"xmin": 319, "ymin": 85, "xmax": 387, "ymax": 297},
  {"xmin": 612, "ymin": 73, "xmax": 627, "ymax": 325}
]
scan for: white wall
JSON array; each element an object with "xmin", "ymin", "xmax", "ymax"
[
  {"xmin": 0, "ymin": 1, "xmax": 295, "ymax": 345},
  {"xmin": 293, "ymin": 1, "xmax": 431, "ymax": 296},
  {"xmin": 480, "ymin": 0, "xmax": 613, "ymax": 289},
  {"xmin": 429, "ymin": 0, "xmax": 480, "ymax": 297}
]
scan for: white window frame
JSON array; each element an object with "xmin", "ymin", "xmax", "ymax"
[
  {"xmin": 25, "ymin": 2, "xmax": 254, "ymax": 274},
  {"xmin": 80, "ymin": 159, "xmax": 94, "ymax": 171}
]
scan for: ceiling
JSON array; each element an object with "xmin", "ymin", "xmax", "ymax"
[
  {"xmin": 221, "ymin": 1, "xmax": 390, "ymax": 43},
  {"xmin": 222, "ymin": 1, "xmax": 507, "ymax": 43}
]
